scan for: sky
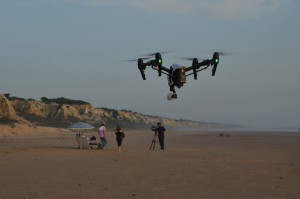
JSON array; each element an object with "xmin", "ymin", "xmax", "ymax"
[{"xmin": 0, "ymin": 0, "xmax": 299, "ymax": 129}]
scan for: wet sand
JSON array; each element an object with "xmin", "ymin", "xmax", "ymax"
[{"xmin": 0, "ymin": 130, "xmax": 299, "ymax": 199}]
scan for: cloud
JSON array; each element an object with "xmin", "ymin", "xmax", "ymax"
[
  {"xmin": 126, "ymin": 0, "xmax": 283, "ymax": 20},
  {"xmin": 14, "ymin": 0, "xmax": 286, "ymax": 20},
  {"xmin": 66, "ymin": 0, "xmax": 125, "ymax": 7},
  {"xmin": 197, "ymin": 0, "xmax": 283, "ymax": 20},
  {"xmin": 9, "ymin": 0, "xmax": 58, "ymax": 7},
  {"xmin": 130, "ymin": 0, "xmax": 195, "ymax": 15}
]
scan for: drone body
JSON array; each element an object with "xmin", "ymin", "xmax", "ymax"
[{"xmin": 133, "ymin": 52, "xmax": 221, "ymax": 100}]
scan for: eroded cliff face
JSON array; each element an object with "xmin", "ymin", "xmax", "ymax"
[
  {"xmin": 10, "ymin": 99, "xmax": 90, "ymax": 121},
  {"xmin": 1, "ymin": 94, "xmax": 228, "ymax": 129},
  {"xmin": 10, "ymin": 99, "xmax": 51, "ymax": 117},
  {"xmin": 0, "ymin": 94, "xmax": 17, "ymax": 118}
]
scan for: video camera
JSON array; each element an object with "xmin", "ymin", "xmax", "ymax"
[{"xmin": 151, "ymin": 125, "xmax": 158, "ymax": 132}]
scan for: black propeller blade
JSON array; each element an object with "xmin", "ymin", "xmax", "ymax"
[
  {"xmin": 207, "ymin": 51, "xmax": 233, "ymax": 56},
  {"xmin": 121, "ymin": 57, "xmax": 151, "ymax": 62},
  {"xmin": 218, "ymin": 52, "xmax": 231, "ymax": 56},
  {"xmin": 176, "ymin": 57, "xmax": 204, "ymax": 61},
  {"xmin": 122, "ymin": 50, "xmax": 176, "ymax": 62},
  {"xmin": 143, "ymin": 50, "xmax": 176, "ymax": 57}
]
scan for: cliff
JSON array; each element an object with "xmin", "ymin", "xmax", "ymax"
[
  {"xmin": 0, "ymin": 94, "xmax": 17, "ymax": 118},
  {"xmin": 0, "ymin": 94, "xmax": 230, "ymax": 130}
]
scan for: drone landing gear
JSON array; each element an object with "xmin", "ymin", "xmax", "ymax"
[{"xmin": 167, "ymin": 85, "xmax": 178, "ymax": 100}]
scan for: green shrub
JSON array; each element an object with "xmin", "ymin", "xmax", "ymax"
[
  {"xmin": 40, "ymin": 97, "xmax": 90, "ymax": 105},
  {"xmin": 0, "ymin": 117, "xmax": 18, "ymax": 127}
]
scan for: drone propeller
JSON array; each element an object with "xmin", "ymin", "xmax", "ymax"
[
  {"xmin": 176, "ymin": 57, "xmax": 204, "ymax": 61},
  {"xmin": 207, "ymin": 51, "xmax": 233, "ymax": 56},
  {"xmin": 218, "ymin": 52, "xmax": 231, "ymax": 56},
  {"xmin": 122, "ymin": 57, "xmax": 151, "ymax": 62},
  {"xmin": 143, "ymin": 50, "xmax": 176, "ymax": 57}
]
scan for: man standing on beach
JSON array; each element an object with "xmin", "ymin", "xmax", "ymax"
[
  {"xmin": 156, "ymin": 122, "xmax": 166, "ymax": 151},
  {"xmin": 98, "ymin": 122, "xmax": 107, "ymax": 150}
]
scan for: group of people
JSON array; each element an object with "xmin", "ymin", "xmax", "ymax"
[
  {"xmin": 97, "ymin": 122, "xmax": 166, "ymax": 151},
  {"xmin": 98, "ymin": 122, "xmax": 125, "ymax": 151}
]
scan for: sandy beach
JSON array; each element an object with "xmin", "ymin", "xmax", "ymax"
[{"xmin": 0, "ymin": 129, "xmax": 299, "ymax": 199}]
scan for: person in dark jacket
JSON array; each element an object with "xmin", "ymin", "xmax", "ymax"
[
  {"xmin": 156, "ymin": 122, "xmax": 166, "ymax": 150},
  {"xmin": 115, "ymin": 126, "xmax": 125, "ymax": 151}
]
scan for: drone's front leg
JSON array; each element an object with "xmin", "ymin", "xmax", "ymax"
[{"xmin": 138, "ymin": 65, "xmax": 146, "ymax": 80}]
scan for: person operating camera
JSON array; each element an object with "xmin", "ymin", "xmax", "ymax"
[{"xmin": 156, "ymin": 122, "xmax": 166, "ymax": 150}]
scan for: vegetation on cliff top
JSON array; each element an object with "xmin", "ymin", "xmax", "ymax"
[
  {"xmin": 40, "ymin": 97, "xmax": 90, "ymax": 105},
  {"xmin": 4, "ymin": 93, "xmax": 26, "ymax": 101},
  {"xmin": 4, "ymin": 94, "xmax": 90, "ymax": 105}
]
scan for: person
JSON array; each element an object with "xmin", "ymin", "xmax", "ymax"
[
  {"xmin": 156, "ymin": 122, "xmax": 166, "ymax": 150},
  {"xmin": 88, "ymin": 136, "xmax": 98, "ymax": 145},
  {"xmin": 115, "ymin": 126, "xmax": 125, "ymax": 152},
  {"xmin": 98, "ymin": 122, "xmax": 107, "ymax": 150}
]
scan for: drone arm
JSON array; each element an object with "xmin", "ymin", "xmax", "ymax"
[
  {"xmin": 145, "ymin": 59, "xmax": 170, "ymax": 75},
  {"xmin": 185, "ymin": 59, "xmax": 211, "ymax": 72},
  {"xmin": 184, "ymin": 59, "xmax": 211, "ymax": 79},
  {"xmin": 151, "ymin": 67, "xmax": 169, "ymax": 76},
  {"xmin": 160, "ymin": 66, "xmax": 170, "ymax": 73},
  {"xmin": 144, "ymin": 60, "xmax": 155, "ymax": 66},
  {"xmin": 196, "ymin": 59, "xmax": 211, "ymax": 69},
  {"xmin": 185, "ymin": 66, "xmax": 209, "ymax": 77}
]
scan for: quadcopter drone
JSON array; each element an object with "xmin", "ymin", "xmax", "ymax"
[{"xmin": 127, "ymin": 51, "xmax": 223, "ymax": 100}]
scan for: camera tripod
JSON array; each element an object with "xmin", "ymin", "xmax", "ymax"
[{"xmin": 149, "ymin": 132, "xmax": 158, "ymax": 151}]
